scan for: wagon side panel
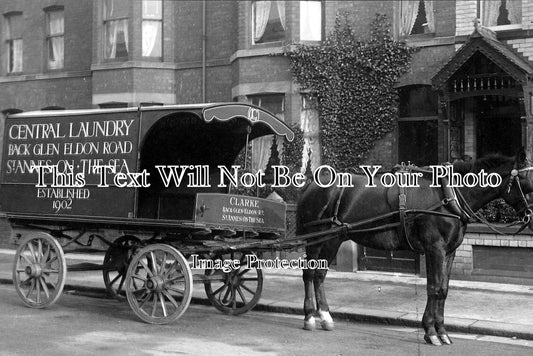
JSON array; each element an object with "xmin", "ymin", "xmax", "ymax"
[{"xmin": 0, "ymin": 111, "xmax": 140, "ymax": 219}]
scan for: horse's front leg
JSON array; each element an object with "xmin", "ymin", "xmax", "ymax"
[
  {"xmin": 434, "ymin": 251, "xmax": 455, "ymax": 345},
  {"xmin": 422, "ymin": 246, "xmax": 448, "ymax": 346},
  {"xmin": 314, "ymin": 267, "xmax": 334, "ymax": 331}
]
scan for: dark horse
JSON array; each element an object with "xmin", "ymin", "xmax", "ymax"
[{"xmin": 297, "ymin": 150, "xmax": 533, "ymax": 346}]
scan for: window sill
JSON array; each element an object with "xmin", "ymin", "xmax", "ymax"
[{"xmin": 486, "ymin": 24, "xmax": 522, "ymax": 32}]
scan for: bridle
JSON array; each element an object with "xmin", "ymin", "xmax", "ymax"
[
  {"xmin": 453, "ymin": 164, "xmax": 533, "ymax": 235},
  {"xmin": 507, "ymin": 166, "xmax": 533, "ymax": 227}
]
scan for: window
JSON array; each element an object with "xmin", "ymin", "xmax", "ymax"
[
  {"xmin": 252, "ymin": 1, "xmax": 286, "ymax": 44},
  {"xmin": 248, "ymin": 94, "xmax": 285, "ymax": 172},
  {"xmin": 300, "ymin": 1, "xmax": 322, "ymax": 41},
  {"xmin": 4, "ymin": 12, "xmax": 23, "ymax": 73},
  {"xmin": 399, "ymin": 0, "xmax": 435, "ymax": 36},
  {"xmin": 142, "ymin": 0, "xmax": 162, "ymax": 57},
  {"xmin": 46, "ymin": 9, "xmax": 64, "ymax": 70},
  {"xmin": 103, "ymin": 0, "xmax": 129, "ymax": 60},
  {"xmin": 481, "ymin": 0, "xmax": 521, "ymax": 27}
]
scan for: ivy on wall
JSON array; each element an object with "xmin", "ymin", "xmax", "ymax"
[{"xmin": 284, "ymin": 13, "xmax": 414, "ymax": 170}]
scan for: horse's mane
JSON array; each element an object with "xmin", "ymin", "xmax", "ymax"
[{"xmin": 452, "ymin": 154, "xmax": 514, "ymax": 174}]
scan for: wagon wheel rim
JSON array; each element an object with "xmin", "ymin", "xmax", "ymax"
[
  {"xmin": 102, "ymin": 235, "xmax": 141, "ymax": 300},
  {"xmin": 125, "ymin": 244, "xmax": 193, "ymax": 324},
  {"xmin": 204, "ymin": 251, "xmax": 263, "ymax": 315},
  {"xmin": 12, "ymin": 232, "xmax": 66, "ymax": 309}
]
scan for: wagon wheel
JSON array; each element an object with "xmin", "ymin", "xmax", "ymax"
[
  {"xmin": 125, "ymin": 244, "xmax": 193, "ymax": 324},
  {"xmin": 204, "ymin": 251, "xmax": 263, "ymax": 315},
  {"xmin": 102, "ymin": 235, "xmax": 141, "ymax": 300},
  {"xmin": 12, "ymin": 232, "xmax": 66, "ymax": 308}
]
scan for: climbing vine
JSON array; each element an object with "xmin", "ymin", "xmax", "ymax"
[{"xmin": 284, "ymin": 13, "xmax": 414, "ymax": 170}]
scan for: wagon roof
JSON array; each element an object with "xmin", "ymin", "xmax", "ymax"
[{"xmin": 7, "ymin": 102, "xmax": 294, "ymax": 141}]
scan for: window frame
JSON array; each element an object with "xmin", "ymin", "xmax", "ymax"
[
  {"xmin": 141, "ymin": 0, "xmax": 163, "ymax": 59},
  {"xmin": 4, "ymin": 11, "xmax": 23, "ymax": 74},
  {"xmin": 251, "ymin": 0, "xmax": 287, "ymax": 45},
  {"xmin": 45, "ymin": 6, "xmax": 65, "ymax": 70},
  {"xmin": 102, "ymin": 0, "xmax": 130, "ymax": 61},
  {"xmin": 299, "ymin": 0, "xmax": 323, "ymax": 42},
  {"xmin": 478, "ymin": 0, "xmax": 522, "ymax": 31}
]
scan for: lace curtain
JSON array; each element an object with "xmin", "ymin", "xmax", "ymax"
[
  {"xmin": 142, "ymin": 0, "xmax": 162, "ymax": 57},
  {"xmin": 300, "ymin": 1, "xmax": 321, "ymax": 41},
  {"xmin": 253, "ymin": 1, "xmax": 285, "ymax": 43},
  {"xmin": 482, "ymin": 0, "xmax": 522, "ymax": 26},
  {"xmin": 48, "ymin": 11, "xmax": 64, "ymax": 69},
  {"xmin": 104, "ymin": 0, "xmax": 129, "ymax": 59},
  {"xmin": 400, "ymin": 0, "xmax": 420, "ymax": 36}
]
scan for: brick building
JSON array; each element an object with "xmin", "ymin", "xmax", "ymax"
[{"xmin": 1, "ymin": 1, "xmax": 532, "ymax": 283}]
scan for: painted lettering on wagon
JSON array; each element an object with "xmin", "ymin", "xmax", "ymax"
[{"xmin": 3, "ymin": 117, "xmax": 138, "ymax": 213}]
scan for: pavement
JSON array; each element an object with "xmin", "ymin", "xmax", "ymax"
[{"xmin": 1, "ymin": 247, "xmax": 533, "ymax": 342}]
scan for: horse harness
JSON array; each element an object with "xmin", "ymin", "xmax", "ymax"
[{"xmin": 303, "ymin": 164, "xmax": 533, "ymax": 253}]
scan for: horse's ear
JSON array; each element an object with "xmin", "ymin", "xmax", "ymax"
[{"xmin": 516, "ymin": 147, "xmax": 527, "ymax": 166}]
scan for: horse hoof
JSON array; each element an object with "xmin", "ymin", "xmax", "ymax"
[
  {"xmin": 304, "ymin": 320, "xmax": 316, "ymax": 331},
  {"xmin": 424, "ymin": 334, "xmax": 442, "ymax": 346},
  {"xmin": 438, "ymin": 334, "xmax": 453, "ymax": 345},
  {"xmin": 320, "ymin": 320, "xmax": 335, "ymax": 331}
]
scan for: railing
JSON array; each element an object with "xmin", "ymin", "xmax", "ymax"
[{"xmin": 450, "ymin": 75, "xmax": 516, "ymax": 93}]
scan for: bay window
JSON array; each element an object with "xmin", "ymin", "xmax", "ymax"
[
  {"xmin": 481, "ymin": 0, "xmax": 521, "ymax": 27},
  {"xmin": 399, "ymin": 0, "xmax": 435, "ymax": 36},
  {"xmin": 300, "ymin": 1, "xmax": 322, "ymax": 41}
]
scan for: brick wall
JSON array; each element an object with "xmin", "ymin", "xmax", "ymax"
[{"xmin": 451, "ymin": 228, "xmax": 533, "ymax": 284}]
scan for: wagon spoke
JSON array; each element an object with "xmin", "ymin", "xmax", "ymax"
[
  {"xmin": 26, "ymin": 279, "xmax": 36, "ymax": 299},
  {"xmin": 221, "ymin": 285, "xmax": 232, "ymax": 304},
  {"xmin": 158, "ymin": 292, "xmax": 167, "ymax": 317},
  {"xmin": 138, "ymin": 259, "xmax": 154, "ymax": 278},
  {"xmin": 42, "ymin": 243, "xmax": 51, "ymax": 264},
  {"xmin": 166, "ymin": 274, "xmax": 185, "ymax": 284},
  {"xmin": 39, "ymin": 277, "xmax": 50, "ymax": 300},
  {"xmin": 137, "ymin": 290, "xmax": 152, "ymax": 309},
  {"xmin": 19, "ymin": 275, "xmax": 31, "ymax": 287},
  {"xmin": 109, "ymin": 273, "xmax": 122, "ymax": 287},
  {"xmin": 149, "ymin": 252, "xmax": 158, "ymax": 276},
  {"xmin": 117, "ymin": 274, "xmax": 126, "ymax": 294},
  {"xmin": 37, "ymin": 239, "xmax": 43, "ymax": 263},
  {"xmin": 162, "ymin": 290, "xmax": 179, "ymax": 310},
  {"xmin": 42, "ymin": 268, "xmax": 59, "ymax": 274},
  {"xmin": 165, "ymin": 286, "xmax": 185, "ymax": 296},
  {"xmin": 20, "ymin": 253, "xmax": 33, "ymax": 266},
  {"xmin": 163, "ymin": 261, "xmax": 178, "ymax": 278},
  {"xmin": 238, "ymin": 268, "xmax": 250, "ymax": 277},
  {"xmin": 159, "ymin": 253, "xmax": 168, "ymax": 276},
  {"xmin": 232, "ymin": 288, "xmax": 237, "ymax": 309},
  {"xmin": 236, "ymin": 286, "xmax": 247, "ymax": 305},
  {"xmin": 27, "ymin": 243, "xmax": 37, "ymax": 263},
  {"xmin": 151, "ymin": 293, "xmax": 158, "ymax": 317},
  {"xmin": 211, "ymin": 282, "xmax": 228, "ymax": 297},
  {"xmin": 131, "ymin": 274, "xmax": 147, "ymax": 282},
  {"xmin": 240, "ymin": 284, "xmax": 255, "ymax": 295},
  {"xmin": 240, "ymin": 277, "xmax": 259, "ymax": 282},
  {"xmin": 36, "ymin": 278, "xmax": 41, "ymax": 304},
  {"xmin": 47, "ymin": 255, "xmax": 58, "ymax": 265}
]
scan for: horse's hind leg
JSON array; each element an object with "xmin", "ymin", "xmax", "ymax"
[
  {"xmin": 303, "ymin": 245, "xmax": 320, "ymax": 331},
  {"xmin": 423, "ymin": 246, "xmax": 454, "ymax": 346},
  {"xmin": 314, "ymin": 240, "xmax": 341, "ymax": 331}
]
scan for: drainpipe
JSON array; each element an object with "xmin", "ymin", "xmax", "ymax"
[{"xmin": 202, "ymin": 0, "xmax": 206, "ymax": 102}]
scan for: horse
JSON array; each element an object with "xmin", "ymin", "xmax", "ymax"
[{"xmin": 296, "ymin": 149, "xmax": 533, "ymax": 346}]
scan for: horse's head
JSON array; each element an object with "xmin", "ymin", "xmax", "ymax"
[{"xmin": 499, "ymin": 148, "xmax": 533, "ymax": 229}]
